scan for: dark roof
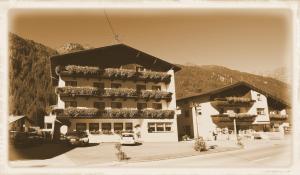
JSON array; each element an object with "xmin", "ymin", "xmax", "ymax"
[
  {"xmin": 50, "ymin": 43, "xmax": 181, "ymax": 85},
  {"xmin": 177, "ymin": 81, "xmax": 290, "ymax": 109}
]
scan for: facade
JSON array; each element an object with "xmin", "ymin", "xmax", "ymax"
[
  {"xmin": 46, "ymin": 44, "xmax": 181, "ymax": 142},
  {"xmin": 177, "ymin": 81, "xmax": 290, "ymax": 140}
]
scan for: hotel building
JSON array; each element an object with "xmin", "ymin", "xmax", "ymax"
[{"xmin": 46, "ymin": 44, "xmax": 181, "ymax": 142}]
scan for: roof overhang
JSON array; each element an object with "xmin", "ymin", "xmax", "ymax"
[{"xmin": 50, "ymin": 44, "xmax": 181, "ymax": 86}]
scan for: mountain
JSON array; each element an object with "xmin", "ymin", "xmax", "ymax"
[
  {"xmin": 8, "ymin": 33, "xmax": 291, "ymax": 126},
  {"xmin": 9, "ymin": 33, "xmax": 58, "ymax": 126},
  {"xmin": 175, "ymin": 65, "xmax": 291, "ymax": 103},
  {"xmin": 254, "ymin": 67, "xmax": 291, "ymax": 85}
]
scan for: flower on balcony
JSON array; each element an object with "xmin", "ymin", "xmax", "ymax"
[
  {"xmin": 104, "ymin": 88, "xmax": 137, "ymax": 97},
  {"xmin": 231, "ymin": 113, "xmax": 256, "ymax": 118},
  {"xmin": 56, "ymin": 87, "xmax": 101, "ymax": 97},
  {"xmin": 104, "ymin": 68, "xmax": 136, "ymax": 79},
  {"xmin": 141, "ymin": 110, "xmax": 174, "ymax": 118},
  {"xmin": 140, "ymin": 90, "xmax": 172, "ymax": 100},
  {"xmin": 65, "ymin": 65, "xmax": 101, "ymax": 75},
  {"xmin": 269, "ymin": 114, "xmax": 287, "ymax": 120},
  {"xmin": 106, "ymin": 108, "xmax": 138, "ymax": 118},
  {"xmin": 139, "ymin": 71, "xmax": 171, "ymax": 82},
  {"xmin": 64, "ymin": 107, "xmax": 100, "ymax": 117},
  {"xmin": 225, "ymin": 97, "xmax": 252, "ymax": 103}
]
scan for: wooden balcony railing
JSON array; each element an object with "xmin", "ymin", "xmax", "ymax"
[
  {"xmin": 211, "ymin": 113, "xmax": 257, "ymax": 123},
  {"xmin": 53, "ymin": 107, "xmax": 174, "ymax": 119},
  {"xmin": 269, "ymin": 114, "xmax": 288, "ymax": 120},
  {"xmin": 56, "ymin": 65, "xmax": 171, "ymax": 83},
  {"xmin": 55, "ymin": 86, "xmax": 172, "ymax": 100}
]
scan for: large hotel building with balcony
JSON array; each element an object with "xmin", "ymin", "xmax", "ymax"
[
  {"xmin": 176, "ymin": 81, "xmax": 290, "ymax": 140},
  {"xmin": 47, "ymin": 44, "xmax": 181, "ymax": 142}
]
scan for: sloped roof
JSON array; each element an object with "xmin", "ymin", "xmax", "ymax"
[
  {"xmin": 50, "ymin": 43, "xmax": 181, "ymax": 85},
  {"xmin": 9, "ymin": 115, "xmax": 26, "ymax": 124},
  {"xmin": 177, "ymin": 81, "xmax": 290, "ymax": 109}
]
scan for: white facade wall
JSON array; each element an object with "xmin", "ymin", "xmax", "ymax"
[
  {"xmin": 248, "ymin": 90, "xmax": 270, "ymax": 124},
  {"xmin": 192, "ymin": 102, "xmax": 219, "ymax": 140}
]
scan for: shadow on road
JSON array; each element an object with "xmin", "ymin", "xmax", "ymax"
[{"xmin": 9, "ymin": 142, "xmax": 76, "ymax": 160}]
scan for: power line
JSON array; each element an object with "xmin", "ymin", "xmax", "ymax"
[{"xmin": 104, "ymin": 9, "xmax": 120, "ymax": 43}]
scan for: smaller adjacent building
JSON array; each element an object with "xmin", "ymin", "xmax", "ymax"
[
  {"xmin": 9, "ymin": 115, "xmax": 31, "ymax": 132},
  {"xmin": 176, "ymin": 81, "xmax": 290, "ymax": 140}
]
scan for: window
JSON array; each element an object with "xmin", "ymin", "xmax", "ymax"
[
  {"xmin": 165, "ymin": 123, "xmax": 172, "ymax": 131},
  {"xmin": 94, "ymin": 102, "xmax": 105, "ymax": 110},
  {"xmin": 89, "ymin": 123, "xmax": 99, "ymax": 132},
  {"xmin": 111, "ymin": 102, "xmax": 122, "ymax": 109},
  {"xmin": 257, "ymin": 108, "xmax": 265, "ymax": 115},
  {"xmin": 125, "ymin": 123, "xmax": 133, "ymax": 131},
  {"xmin": 137, "ymin": 66, "xmax": 146, "ymax": 72},
  {"xmin": 257, "ymin": 94, "xmax": 262, "ymax": 101},
  {"xmin": 152, "ymin": 103, "xmax": 162, "ymax": 110},
  {"xmin": 156, "ymin": 123, "xmax": 164, "ymax": 131},
  {"xmin": 102, "ymin": 123, "xmax": 111, "ymax": 131},
  {"xmin": 93, "ymin": 82, "xmax": 104, "ymax": 89},
  {"xmin": 76, "ymin": 123, "xmax": 87, "ymax": 131},
  {"xmin": 46, "ymin": 123, "xmax": 52, "ymax": 129},
  {"xmin": 137, "ymin": 102, "xmax": 147, "ymax": 110},
  {"xmin": 136, "ymin": 84, "xmax": 146, "ymax": 92},
  {"xmin": 148, "ymin": 122, "xmax": 172, "ymax": 133},
  {"xmin": 111, "ymin": 83, "xmax": 121, "ymax": 88},
  {"xmin": 65, "ymin": 101, "xmax": 77, "ymax": 108},
  {"xmin": 148, "ymin": 123, "xmax": 156, "ymax": 133},
  {"xmin": 114, "ymin": 123, "xmax": 123, "ymax": 131},
  {"xmin": 152, "ymin": 85, "xmax": 161, "ymax": 91},
  {"xmin": 65, "ymin": 81, "xmax": 77, "ymax": 86}
]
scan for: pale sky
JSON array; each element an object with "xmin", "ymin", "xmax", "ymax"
[{"xmin": 9, "ymin": 8, "xmax": 292, "ymax": 73}]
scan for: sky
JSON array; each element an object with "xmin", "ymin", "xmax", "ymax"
[{"xmin": 8, "ymin": 8, "xmax": 292, "ymax": 73}]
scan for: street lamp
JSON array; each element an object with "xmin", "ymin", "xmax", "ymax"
[{"xmin": 191, "ymin": 102, "xmax": 201, "ymax": 139}]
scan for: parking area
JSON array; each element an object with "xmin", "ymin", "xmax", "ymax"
[{"xmin": 9, "ymin": 140, "xmax": 241, "ymax": 167}]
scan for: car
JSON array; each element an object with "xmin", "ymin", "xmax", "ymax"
[
  {"xmin": 66, "ymin": 131, "xmax": 89, "ymax": 146},
  {"xmin": 120, "ymin": 132, "xmax": 137, "ymax": 145}
]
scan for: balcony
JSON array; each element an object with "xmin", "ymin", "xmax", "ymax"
[
  {"xmin": 269, "ymin": 114, "xmax": 288, "ymax": 121},
  {"xmin": 55, "ymin": 86, "xmax": 172, "ymax": 101},
  {"xmin": 211, "ymin": 97, "xmax": 255, "ymax": 108},
  {"xmin": 53, "ymin": 107, "xmax": 175, "ymax": 119},
  {"xmin": 211, "ymin": 113, "xmax": 257, "ymax": 124},
  {"xmin": 56, "ymin": 65, "xmax": 171, "ymax": 83}
]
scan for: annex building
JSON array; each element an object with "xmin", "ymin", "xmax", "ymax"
[{"xmin": 177, "ymin": 81, "xmax": 290, "ymax": 141}]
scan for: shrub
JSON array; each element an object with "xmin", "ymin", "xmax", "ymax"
[
  {"xmin": 182, "ymin": 134, "xmax": 189, "ymax": 141},
  {"xmin": 115, "ymin": 143, "xmax": 128, "ymax": 161},
  {"xmin": 194, "ymin": 137, "xmax": 207, "ymax": 152}
]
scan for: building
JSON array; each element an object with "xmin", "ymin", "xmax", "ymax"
[
  {"xmin": 9, "ymin": 115, "xmax": 31, "ymax": 132},
  {"xmin": 176, "ymin": 81, "xmax": 290, "ymax": 140},
  {"xmin": 46, "ymin": 44, "xmax": 181, "ymax": 142}
]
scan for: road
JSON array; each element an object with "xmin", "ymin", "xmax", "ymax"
[{"xmin": 112, "ymin": 142, "xmax": 291, "ymax": 168}]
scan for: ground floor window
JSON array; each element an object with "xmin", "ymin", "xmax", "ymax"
[
  {"xmin": 76, "ymin": 123, "xmax": 87, "ymax": 131},
  {"xmin": 46, "ymin": 123, "xmax": 52, "ymax": 129},
  {"xmin": 89, "ymin": 123, "xmax": 99, "ymax": 132},
  {"xmin": 114, "ymin": 123, "xmax": 123, "ymax": 131},
  {"xmin": 148, "ymin": 122, "xmax": 172, "ymax": 133},
  {"xmin": 102, "ymin": 123, "xmax": 112, "ymax": 131},
  {"xmin": 125, "ymin": 123, "xmax": 133, "ymax": 131}
]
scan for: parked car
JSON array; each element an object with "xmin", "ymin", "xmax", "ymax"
[
  {"xmin": 120, "ymin": 132, "xmax": 137, "ymax": 145},
  {"xmin": 66, "ymin": 131, "xmax": 89, "ymax": 146}
]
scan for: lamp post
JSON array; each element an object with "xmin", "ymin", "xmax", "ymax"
[{"xmin": 191, "ymin": 102, "xmax": 201, "ymax": 139}]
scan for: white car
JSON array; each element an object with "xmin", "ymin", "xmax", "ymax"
[{"xmin": 120, "ymin": 133, "xmax": 137, "ymax": 145}]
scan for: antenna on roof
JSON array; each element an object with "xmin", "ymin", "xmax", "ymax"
[{"xmin": 104, "ymin": 9, "xmax": 120, "ymax": 44}]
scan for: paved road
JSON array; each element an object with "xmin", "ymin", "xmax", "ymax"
[{"xmin": 113, "ymin": 142, "xmax": 291, "ymax": 168}]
